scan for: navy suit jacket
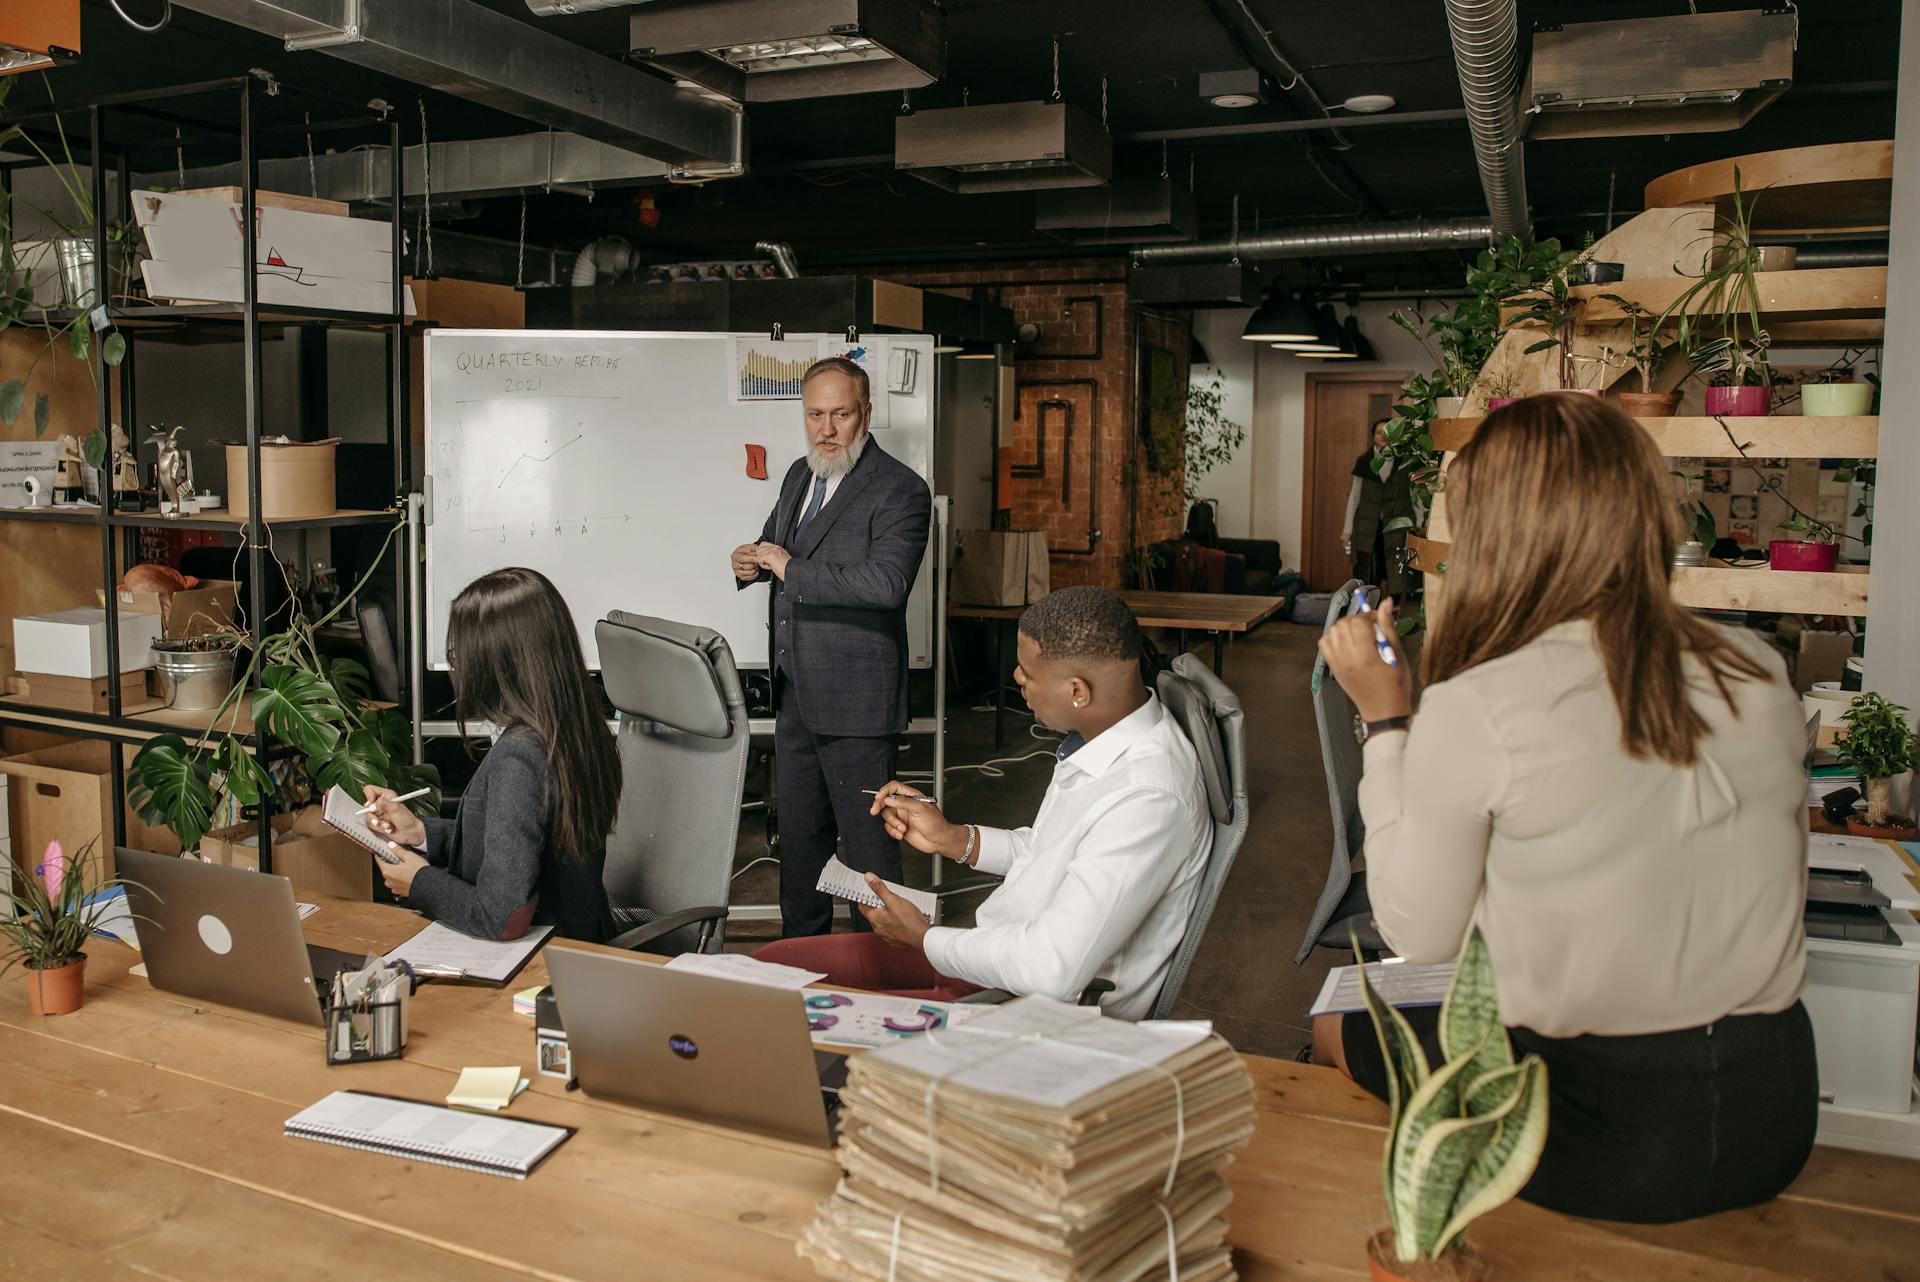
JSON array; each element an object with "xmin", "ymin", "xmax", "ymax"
[{"xmin": 737, "ymin": 439, "xmax": 931, "ymax": 738}]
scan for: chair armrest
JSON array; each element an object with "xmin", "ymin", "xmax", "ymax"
[
  {"xmin": 1076, "ymin": 977, "xmax": 1115, "ymax": 1007},
  {"xmin": 607, "ymin": 905, "xmax": 729, "ymax": 954}
]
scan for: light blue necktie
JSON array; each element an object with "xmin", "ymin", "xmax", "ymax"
[{"xmin": 794, "ymin": 475, "xmax": 828, "ymax": 536}]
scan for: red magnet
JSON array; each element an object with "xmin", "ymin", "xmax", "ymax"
[{"xmin": 745, "ymin": 444, "xmax": 768, "ymax": 480}]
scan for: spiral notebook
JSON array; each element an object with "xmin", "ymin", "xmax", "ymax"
[
  {"xmin": 815, "ymin": 855, "xmax": 937, "ymax": 924},
  {"xmin": 321, "ymin": 785, "xmax": 403, "ymax": 865},
  {"xmin": 284, "ymin": 1090, "xmax": 571, "ymax": 1180}
]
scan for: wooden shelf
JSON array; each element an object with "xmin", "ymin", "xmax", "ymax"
[
  {"xmin": 1573, "ymin": 267, "xmax": 1887, "ymax": 326},
  {"xmin": 1644, "ymin": 142, "xmax": 1894, "ymax": 236},
  {"xmin": 1405, "ymin": 540, "xmax": 1868, "ymax": 617},
  {"xmin": 1432, "ymin": 415, "xmax": 1876, "ymax": 459},
  {"xmin": 0, "ymin": 694, "xmax": 257, "ymax": 745},
  {"xmin": 0, "ymin": 506, "xmax": 398, "ymax": 532}
]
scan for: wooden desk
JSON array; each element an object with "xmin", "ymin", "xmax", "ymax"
[
  {"xmin": 3, "ymin": 897, "xmax": 1914, "ymax": 1281},
  {"xmin": 950, "ymin": 590, "xmax": 1284, "ymax": 745}
]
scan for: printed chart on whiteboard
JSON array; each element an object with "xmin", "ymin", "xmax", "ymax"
[{"xmin": 424, "ymin": 329, "xmax": 936, "ymax": 671}]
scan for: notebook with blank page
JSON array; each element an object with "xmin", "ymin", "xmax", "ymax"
[
  {"xmin": 284, "ymin": 1090, "xmax": 570, "ymax": 1179},
  {"xmin": 815, "ymin": 855, "xmax": 937, "ymax": 924},
  {"xmin": 321, "ymin": 785, "xmax": 402, "ymax": 864}
]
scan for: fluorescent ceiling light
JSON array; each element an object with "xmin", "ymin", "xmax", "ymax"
[{"xmin": 717, "ymin": 36, "xmax": 889, "ymax": 72}]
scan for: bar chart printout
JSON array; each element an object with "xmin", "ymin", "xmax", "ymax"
[{"xmin": 732, "ymin": 337, "xmax": 810, "ymax": 401}]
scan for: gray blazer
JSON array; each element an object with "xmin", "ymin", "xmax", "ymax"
[{"xmin": 738, "ymin": 439, "xmax": 931, "ymax": 738}]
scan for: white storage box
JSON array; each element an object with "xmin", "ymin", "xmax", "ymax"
[
  {"xmin": 1803, "ymin": 911, "xmax": 1920, "ymax": 1114},
  {"xmin": 12, "ymin": 608, "xmax": 163, "ymax": 679}
]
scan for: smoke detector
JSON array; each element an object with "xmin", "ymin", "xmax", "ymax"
[
  {"xmin": 1199, "ymin": 68, "xmax": 1265, "ymax": 110},
  {"xmin": 1341, "ymin": 93, "xmax": 1396, "ymax": 114}
]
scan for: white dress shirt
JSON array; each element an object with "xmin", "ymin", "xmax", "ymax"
[
  {"xmin": 922, "ymin": 694, "xmax": 1213, "ymax": 1020},
  {"xmin": 1359, "ymin": 620, "xmax": 1809, "ymax": 1038}
]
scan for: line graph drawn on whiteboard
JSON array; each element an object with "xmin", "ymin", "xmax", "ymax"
[{"xmin": 452, "ymin": 407, "xmax": 634, "ymax": 538}]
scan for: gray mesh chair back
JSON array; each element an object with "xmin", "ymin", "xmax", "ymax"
[
  {"xmin": 595, "ymin": 611, "xmax": 748, "ymax": 955},
  {"xmin": 1145, "ymin": 653, "xmax": 1248, "ymax": 1020},
  {"xmin": 1295, "ymin": 579, "xmax": 1385, "ymax": 961},
  {"xmin": 354, "ymin": 598, "xmax": 403, "ymax": 704}
]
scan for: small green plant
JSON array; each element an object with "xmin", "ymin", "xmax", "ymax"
[
  {"xmin": 1358, "ymin": 926, "xmax": 1549, "ymax": 1269},
  {"xmin": 1776, "ymin": 513, "xmax": 1837, "ymax": 544},
  {"xmin": 1598, "ymin": 295, "xmax": 1678, "ymax": 394},
  {"xmin": 1174, "ymin": 369, "xmax": 1247, "ymax": 507},
  {"xmin": 0, "ymin": 839, "xmax": 143, "ymax": 978},
  {"xmin": 1835, "ymin": 694, "xmax": 1916, "ymax": 829},
  {"xmin": 1658, "ymin": 168, "xmax": 1772, "ymax": 392},
  {"xmin": 1507, "ymin": 266, "xmax": 1582, "ymax": 391},
  {"xmin": 127, "ymin": 522, "xmax": 438, "ymax": 850},
  {"xmin": 1672, "ymin": 471, "xmax": 1716, "ymax": 548}
]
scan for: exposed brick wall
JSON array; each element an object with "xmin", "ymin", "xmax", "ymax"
[{"xmin": 862, "ymin": 258, "xmax": 1188, "ymax": 588}]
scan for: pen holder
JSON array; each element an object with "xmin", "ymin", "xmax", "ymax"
[{"xmin": 324, "ymin": 967, "xmax": 417, "ymax": 1066}]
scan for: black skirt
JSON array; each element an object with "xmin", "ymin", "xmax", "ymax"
[{"xmin": 1340, "ymin": 1001, "xmax": 1820, "ymax": 1224}]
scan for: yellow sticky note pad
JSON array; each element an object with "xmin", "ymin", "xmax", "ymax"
[{"xmin": 446, "ymin": 1066, "xmax": 530, "ymax": 1112}]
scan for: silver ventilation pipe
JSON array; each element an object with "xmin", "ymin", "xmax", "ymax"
[
  {"xmin": 756, "ymin": 241, "xmax": 800, "ymax": 278},
  {"xmin": 1443, "ymin": 0, "xmax": 1530, "ymax": 241},
  {"xmin": 1132, "ymin": 218, "xmax": 1492, "ymax": 265}
]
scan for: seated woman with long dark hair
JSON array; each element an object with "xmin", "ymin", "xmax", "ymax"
[
  {"xmin": 362, "ymin": 567, "xmax": 620, "ymax": 944},
  {"xmin": 1314, "ymin": 393, "xmax": 1817, "ymax": 1224}
]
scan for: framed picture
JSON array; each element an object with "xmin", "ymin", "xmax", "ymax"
[{"xmin": 1138, "ymin": 344, "xmax": 1184, "ymax": 473}]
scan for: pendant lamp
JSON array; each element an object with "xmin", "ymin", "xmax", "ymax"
[{"xmin": 1241, "ymin": 284, "xmax": 1317, "ymax": 343}]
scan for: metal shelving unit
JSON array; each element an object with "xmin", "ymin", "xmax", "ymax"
[{"xmin": 0, "ymin": 77, "xmax": 412, "ymax": 874}]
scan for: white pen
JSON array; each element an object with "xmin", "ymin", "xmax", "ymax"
[
  {"xmin": 357, "ymin": 786, "xmax": 431, "ymax": 815},
  {"xmin": 863, "ymin": 787, "xmax": 936, "ymax": 804},
  {"xmin": 1353, "ymin": 588, "xmax": 1400, "ymax": 669}
]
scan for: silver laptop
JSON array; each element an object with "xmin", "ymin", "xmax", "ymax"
[
  {"xmin": 545, "ymin": 947, "xmax": 843, "ymax": 1148},
  {"xmin": 118, "ymin": 847, "xmax": 362, "ymax": 1027}
]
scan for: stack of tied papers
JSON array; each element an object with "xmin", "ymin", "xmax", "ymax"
[{"xmin": 798, "ymin": 996, "xmax": 1256, "ymax": 1282}]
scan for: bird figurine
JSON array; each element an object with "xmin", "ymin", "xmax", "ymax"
[{"xmin": 147, "ymin": 424, "xmax": 192, "ymax": 517}]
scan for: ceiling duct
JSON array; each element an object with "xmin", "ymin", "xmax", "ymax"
[
  {"xmin": 896, "ymin": 102, "xmax": 1112, "ymax": 195},
  {"xmin": 171, "ymin": 0, "xmax": 740, "ymax": 165},
  {"xmin": 756, "ymin": 240, "xmax": 800, "ymax": 278},
  {"xmin": 622, "ymin": 0, "xmax": 943, "ymax": 103},
  {"xmin": 1128, "ymin": 262, "xmax": 1260, "ymax": 308},
  {"xmin": 1132, "ymin": 217, "xmax": 1492, "ymax": 265},
  {"xmin": 1526, "ymin": 10, "xmax": 1794, "ymax": 140},
  {"xmin": 1444, "ymin": 0, "xmax": 1530, "ymax": 241},
  {"xmin": 1035, "ymin": 178, "xmax": 1196, "ymax": 245}
]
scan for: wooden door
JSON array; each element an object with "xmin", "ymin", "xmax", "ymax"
[{"xmin": 1302, "ymin": 372, "xmax": 1410, "ymax": 591}]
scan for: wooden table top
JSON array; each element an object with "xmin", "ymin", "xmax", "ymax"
[
  {"xmin": 950, "ymin": 590, "xmax": 1286, "ymax": 633},
  {"xmin": 4, "ymin": 895, "xmax": 1914, "ymax": 1281}
]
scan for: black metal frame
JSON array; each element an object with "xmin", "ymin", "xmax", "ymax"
[{"xmin": 0, "ymin": 78, "xmax": 412, "ymax": 875}]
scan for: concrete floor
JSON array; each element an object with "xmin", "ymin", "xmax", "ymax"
[{"xmin": 725, "ymin": 619, "xmax": 1337, "ymax": 1061}]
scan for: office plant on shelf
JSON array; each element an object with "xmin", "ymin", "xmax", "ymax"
[
  {"xmin": 1769, "ymin": 514, "xmax": 1838, "ymax": 573},
  {"xmin": 1598, "ymin": 296, "xmax": 1681, "ymax": 417},
  {"xmin": 1834, "ymin": 693, "xmax": 1917, "ymax": 842},
  {"xmin": 0, "ymin": 839, "xmax": 146, "ymax": 1016},
  {"xmin": 1656, "ymin": 167, "xmax": 1773, "ymax": 417},
  {"xmin": 1356, "ymin": 926, "xmax": 1547, "ymax": 1282},
  {"xmin": 126, "ymin": 526, "xmax": 438, "ymax": 854}
]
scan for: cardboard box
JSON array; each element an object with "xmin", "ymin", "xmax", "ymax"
[
  {"xmin": 201, "ymin": 805, "xmax": 372, "ymax": 900},
  {"xmin": 21, "ymin": 670, "xmax": 148, "ymax": 715},
  {"xmin": 96, "ymin": 579, "xmax": 240, "ymax": 638},
  {"xmin": 222, "ymin": 439, "xmax": 338, "ymax": 521},
  {"xmin": 0, "ymin": 741, "xmax": 183, "ymax": 885},
  {"xmin": 1795, "ymin": 631, "xmax": 1856, "ymax": 695},
  {"xmin": 951, "ymin": 529, "xmax": 1051, "ymax": 607},
  {"xmin": 12, "ymin": 608, "xmax": 163, "ymax": 679}
]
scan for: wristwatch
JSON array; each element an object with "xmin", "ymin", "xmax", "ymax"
[{"xmin": 1354, "ymin": 714, "xmax": 1411, "ymax": 745}]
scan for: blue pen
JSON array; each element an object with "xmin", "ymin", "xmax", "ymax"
[{"xmin": 1353, "ymin": 588, "xmax": 1400, "ymax": 669}]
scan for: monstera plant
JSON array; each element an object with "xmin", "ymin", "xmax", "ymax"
[
  {"xmin": 1357, "ymin": 927, "xmax": 1549, "ymax": 1282},
  {"xmin": 127, "ymin": 523, "xmax": 438, "ymax": 851}
]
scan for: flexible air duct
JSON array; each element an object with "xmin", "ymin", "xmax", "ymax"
[
  {"xmin": 1131, "ymin": 218, "xmax": 1492, "ymax": 265},
  {"xmin": 755, "ymin": 241, "xmax": 800, "ymax": 278},
  {"xmin": 1443, "ymin": 0, "xmax": 1530, "ymax": 241}
]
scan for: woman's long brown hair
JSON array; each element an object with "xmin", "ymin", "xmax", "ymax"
[{"xmin": 1422, "ymin": 394, "xmax": 1769, "ymax": 765}]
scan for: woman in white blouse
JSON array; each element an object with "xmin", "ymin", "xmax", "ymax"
[{"xmin": 1313, "ymin": 393, "xmax": 1817, "ymax": 1224}]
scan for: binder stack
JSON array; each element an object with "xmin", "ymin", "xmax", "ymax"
[{"xmin": 800, "ymin": 997, "xmax": 1257, "ymax": 1282}]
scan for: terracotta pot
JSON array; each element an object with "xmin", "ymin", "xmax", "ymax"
[
  {"xmin": 1558, "ymin": 388, "xmax": 1602, "ymax": 397},
  {"xmin": 1769, "ymin": 540, "xmax": 1838, "ymax": 572},
  {"xmin": 25, "ymin": 954, "xmax": 87, "ymax": 1016},
  {"xmin": 1802, "ymin": 383, "xmax": 1874, "ymax": 416},
  {"xmin": 1366, "ymin": 1229, "xmax": 1490, "ymax": 1282},
  {"xmin": 1848, "ymin": 815, "xmax": 1920, "ymax": 842},
  {"xmin": 1619, "ymin": 391, "xmax": 1683, "ymax": 418},
  {"xmin": 1705, "ymin": 385, "xmax": 1769, "ymax": 416},
  {"xmin": 1485, "ymin": 396, "xmax": 1520, "ymax": 411}
]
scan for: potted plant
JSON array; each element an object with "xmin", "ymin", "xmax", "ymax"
[
  {"xmin": 1482, "ymin": 375, "xmax": 1522, "ymax": 412},
  {"xmin": 150, "ymin": 633, "xmax": 244, "ymax": 712},
  {"xmin": 1802, "ymin": 368, "xmax": 1875, "ymax": 418},
  {"xmin": 1506, "ymin": 265, "xmax": 1583, "ymax": 392},
  {"xmin": 1357, "ymin": 927, "xmax": 1548, "ymax": 1282},
  {"xmin": 1672, "ymin": 470, "xmax": 1715, "ymax": 565},
  {"xmin": 126, "ymin": 527, "xmax": 439, "ymax": 852},
  {"xmin": 1598, "ymin": 296, "xmax": 1682, "ymax": 417},
  {"xmin": 0, "ymin": 839, "xmax": 145, "ymax": 1016},
  {"xmin": 1770, "ymin": 514, "xmax": 1839, "ymax": 572},
  {"xmin": 1834, "ymin": 693, "xmax": 1917, "ymax": 840},
  {"xmin": 1659, "ymin": 169, "xmax": 1773, "ymax": 418}
]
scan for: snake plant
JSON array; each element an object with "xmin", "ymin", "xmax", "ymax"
[{"xmin": 1358, "ymin": 927, "xmax": 1549, "ymax": 1264}]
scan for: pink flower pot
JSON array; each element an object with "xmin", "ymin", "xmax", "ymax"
[
  {"xmin": 1485, "ymin": 397, "xmax": 1520, "ymax": 411},
  {"xmin": 1769, "ymin": 540, "xmax": 1838, "ymax": 572},
  {"xmin": 1705, "ymin": 385, "xmax": 1770, "ymax": 416}
]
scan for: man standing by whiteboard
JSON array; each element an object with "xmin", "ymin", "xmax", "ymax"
[{"xmin": 731, "ymin": 357, "xmax": 932, "ymax": 937}]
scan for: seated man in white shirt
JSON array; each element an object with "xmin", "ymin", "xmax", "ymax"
[{"xmin": 753, "ymin": 586, "xmax": 1212, "ymax": 1020}]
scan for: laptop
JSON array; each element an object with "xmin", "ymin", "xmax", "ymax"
[
  {"xmin": 544, "ymin": 946, "xmax": 846, "ymax": 1148},
  {"xmin": 117, "ymin": 847, "xmax": 363, "ymax": 1026}
]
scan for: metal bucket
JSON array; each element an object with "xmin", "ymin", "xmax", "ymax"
[
  {"xmin": 151, "ymin": 644, "xmax": 238, "ymax": 711},
  {"xmin": 55, "ymin": 237, "xmax": 98, "ymax": 308}
]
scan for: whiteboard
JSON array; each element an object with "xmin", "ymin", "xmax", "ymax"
[{"xmin": 424, "ymin": 329, "xmax": 936, "ymax": 670}]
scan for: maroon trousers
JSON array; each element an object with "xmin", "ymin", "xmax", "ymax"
[{"xmin": 754, "ymin": 934, "xmax": 982, "ymax": 1003}]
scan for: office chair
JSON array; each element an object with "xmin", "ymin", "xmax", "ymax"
[
  {"xmin": 962, "ymin": 653, "xmax": 1249, "ymax": 1020},
  {"xmin": 595, "ymin": 612, "xmax": 747, "ymax": 955},
  {"xmin": 1294, "ymin": 579, "xmax": 1387, "ymax": 963},
  {"xmin": 354, "ymin": 597, "xmax": 404, "ymax": 704}
]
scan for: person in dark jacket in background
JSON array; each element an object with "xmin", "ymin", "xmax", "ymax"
[{"xmin": 362, "ymin": 566, "xmax": 620, "ymax": 943}]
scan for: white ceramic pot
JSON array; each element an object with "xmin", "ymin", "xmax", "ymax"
[{"xmin": 1802, "ymin": 383, "xmax": 1874, "ymax": 416}]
